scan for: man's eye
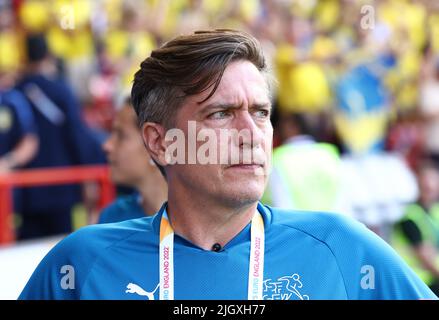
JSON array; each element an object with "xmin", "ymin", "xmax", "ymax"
[
  {"xmin": 254, "ymin": 110, "xmax": 270, "ymax": 118},
  {"xmin": 208, "ymin": 111, "xmax": 230, "ymax": 120}
]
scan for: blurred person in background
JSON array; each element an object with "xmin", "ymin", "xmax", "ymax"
[
  {"xmin": 262, "ymin": 111, "xmax": 342, "ymax": 213},
  {"xmin": 386, "ymin": 107, "xmax": 425, "ymax": 170},
  {"xmin": 101, "ymin": 0, "xmax": 156, "ymax": 90},
  {"xmin": 99, "ymin": 97, "xmax": 167, "ymax": 224},
  {"xmin": 0, "ymin": 2, "xmax": 38, "ymax": 172},
  {"xmin": 392, "ymin": 159, "xmax": 439, "ymax": 295},
  {"xmin": 0, "ymin": 0, "xmax": 39, "ymax": 225},
  {"xmin": 419, "ymin": 57, "xmax": 439, "ymax": 167},
  {"xmin": 14, "ymin": 33, "xmax": 105, "ymax": 240},
  {"xmin": 0, "ymin": 67, "xmax": 38, "ymax": 173},
  {"xmin": 274, "ymin": 10, "xmax": 332, "ymax": 117}
]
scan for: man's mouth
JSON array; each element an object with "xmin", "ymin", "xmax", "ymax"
[{"xmin": 226, "ymin": 163, "xmax": 264, "ymax": 170}]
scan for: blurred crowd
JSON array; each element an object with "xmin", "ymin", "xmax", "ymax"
[
  {"xmin": 1, "ymin": 0, "xmax": 439, "ymax": 157},
  {"xmin": 1, "ymin": 0, "xmax": 439, "ymax": 292}
]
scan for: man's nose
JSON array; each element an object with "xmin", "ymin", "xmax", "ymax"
[
  {"xmin": 234, "ymin": 111, "xmax": 264, "ymax": 148},
  {"xmin": 102, "ymin": 136, "xmax": 114, "ymax": 154}
]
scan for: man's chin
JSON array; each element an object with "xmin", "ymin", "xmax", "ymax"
[
  {"xmin": 111, "ymin": 172, "xmax": 132, "ymax": 188},
  {"xmin": 221, "ymin": 186, "xmax": 263, "ymax": 207}
]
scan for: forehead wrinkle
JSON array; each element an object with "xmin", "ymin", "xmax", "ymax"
[{"xmin": 189, "ymin": 61, "xmax": 270, "ymax": 115}]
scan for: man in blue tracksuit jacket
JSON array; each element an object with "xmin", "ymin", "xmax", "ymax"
[{"xmin": 19, "ymin": 30, "xmax": 437, "ymax": 300}]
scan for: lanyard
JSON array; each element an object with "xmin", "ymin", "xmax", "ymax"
[{"xmin": 159, "ymin": 208, "xmax": 265, "ymax": 300}]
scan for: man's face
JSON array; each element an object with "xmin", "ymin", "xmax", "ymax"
[
  {"xmin": 166, "ymin": 60, "xmax": 273, "ymax": 207},
  {"xmin": 104, "ymin": 105, "xmax": 154, "ymax": 186}
]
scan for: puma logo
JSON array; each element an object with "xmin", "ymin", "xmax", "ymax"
[{"xmin": 125, "ymin": 283, "xmax": 159, "ymax": 300}]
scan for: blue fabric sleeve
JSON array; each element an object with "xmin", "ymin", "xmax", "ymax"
[
  {"xmin": 18, "ymin": 226, "xmax": 104, "ymax": 300},
  {"xmin": 4, "ymin": 89, "xmax": 37, "ymax": 135}
]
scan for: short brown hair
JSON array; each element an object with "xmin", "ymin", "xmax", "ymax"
[{"xmin": 131, "ymin": 29, "xmax": 268, "ymax": 128}]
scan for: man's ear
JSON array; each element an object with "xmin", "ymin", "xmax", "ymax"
[{"xmin": 141, "ymin": 122, "xmax": 168, "ymax": 167}]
